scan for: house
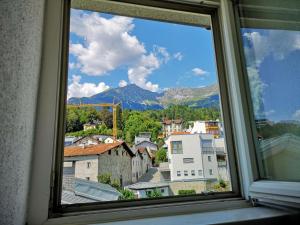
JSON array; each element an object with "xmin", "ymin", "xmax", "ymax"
[
  {"xmin": 126, "ymin": 182, "xmax": 170, "ymax": 199},
  {"xmin": 188, "ymin": 120, "xmax": 223, "ymax": 137},
  {"xmin": 162, "ymin": 119, "xmax": 183, "ymax": 137},
  {"xmin": 64, "ymin": 136, "xmax": 77, "ymax": 146},
  {"xmin": 131, "ymin": 146, "xmax": 153, "ymax": 183},
  {"xmin": 83, "ymin": 122, "xmax": 97, "ymax": 131},
  {"xmin": 64, "ymin": 142, "xmax": 134, "ymax": 187},
  {"xmin": 134, "ymin": 132, "xmax": 152, "ymax": 145},
  {"xmin": 62, "ymin": 178, "xmax": 121, "ymax": 204},
  {"xmin": 73, "ymin": 136, "xmax": 100, "ymax": 146},
  {"xmin": 164, "ymin": 133, "xmax": 229, "ymax": 182},
  {"xmin": 104, "ymin": 137, "xmax": 115, "ymax": 144}
]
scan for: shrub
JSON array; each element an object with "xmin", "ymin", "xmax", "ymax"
[
  {"xmin": 111, "ymin": 179, "xmax": 121, "ymax": 190},
  {"xmin": 119, "ymin": 189, "xmax": 136, "ymax": 200},
  {"xmin": 97, "ymin": 173, "xmax": 111, "ymax": 185},
  {"xmin": 146, "ymin": 188, "xmax": 162, "ymax": 198},
  {"xmin": 219, "ymin": 179, "xmax": 227, "ymax": 188},
  {"xmin": 178, "ymin": 189, "xmax": 196, "ymax": 195}
]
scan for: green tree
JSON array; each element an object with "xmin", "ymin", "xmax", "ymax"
[
  {"xmin": 155, "ymin": 148, "xmax": 168, "ymax": 164},
  {"xmin": 97, "ymin": 173, "xmax": 111, "ymax": 184}
]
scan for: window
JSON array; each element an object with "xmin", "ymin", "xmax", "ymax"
[
  {"xmin": 87, "ymin": 162, "xmax": 91, "ymax": 168},
  {"xmin": 198, "ymin": 170, "xmax": 203, "ymax": 176},
  {"xmin": 209, "ymin": 169, "xmax": 213, "ymax": 175},
  {"xmin": 161, "ymin": 189, "xmax": 165, "ymax": 193},
  {"xmin": 57, "ymin": 0, "xmax": 237, "ymax": 211},
  {"xmin": 86, "ymin": 177, "xmax": 90, "ymax": 180},
  {"xmin": 208, "ymin": 156, "xmax": 212, "ymax": 162},
  {"xmin": 171, "ymin": 141, "xmax": 183, "ymax": 154},
  {"xmin": 183, "ymin": 158, "xmax": 194, "ymax": 163}
]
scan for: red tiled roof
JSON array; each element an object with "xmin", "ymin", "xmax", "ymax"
[{"xmin": 64, "ymin": 142, "xmax": 134, "ymax": 157}]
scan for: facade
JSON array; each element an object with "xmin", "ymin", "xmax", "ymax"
[
  {"xmin": 104, "ymin": 137, "xmax": 115, "ymax": 144},
  {"xmin": 64, "ymin": 142, "xmax": 134, "ymax": 187},
  {"xmin": 162, "ymin": 119, "xmax": 183, "ymax": 137},
  {"xmin": 188, "ymin": 120, "xmax": 223, "ymax": 137},
  {"xmin": 165, "ymin": 133, "xmax": 229, "ymax": 182},
  {"xmin": 126, "ymin": 182, "xmax": 170, "ymax": 198},
  {"xmin": 131, "ymin": 147, "xmax": 153, "ymax": 183}
]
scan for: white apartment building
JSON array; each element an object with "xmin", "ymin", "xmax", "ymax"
[{"xmin": 165, "ymin": 133, "xmax": 229, "ymax": 182}]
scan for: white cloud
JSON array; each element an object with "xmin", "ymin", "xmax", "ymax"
[
  {"xmin": 293, "ymin": 109, "xmax": 300, "ymax": 120},
  {"xmin": 67, "ymin": 75, "xmax": 109, "ymax": 99},
  {"xmin": 128, "ymin": 53, "xmax": 160, "ymax": 92},
  {"xmin": 119, "ymin": 80, "xmax": 128, "ymax": 87},
  {"xmin": 69, "ymin": 10, "xmax": 171, "ymax": 92},
  {"xmin": 265, "ymin": 109, "xmax": 275, "ymax": 116},
  {"xmin": 192, "ymin": 67, "xmax": 209, "ymax": 76},
  {"xmin": 243, "ymin": 30, "xmax": 300, "ymax": 67},
  {"xmin": 173, "ymin": 52, "xmax": 183, "ymax": 61}
]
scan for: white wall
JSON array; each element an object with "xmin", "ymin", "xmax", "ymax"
[
  {"xmin": 166, "ymin": 134, "xmax": 205, "ymax": 181},
  {"xmin": 73, "ymin": 156, "xmax": 99, "ymax": 182},
  {"xmin": 0, "ymin": 1, "xmax": 45, "ymax": 225}
]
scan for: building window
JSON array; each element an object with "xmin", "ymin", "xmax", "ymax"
[
  {"xmin": 209, "ymin": 169, "xmax": 213, "ymax": 175},
  {"xmin": 108, "ymin": 150, "xmax": 111, "ymax": 155},
  {"xmin": 184, "ymin": 170, "xmax": 188, "ymax": 176},
  {"xmin": 208, "ymin": 156, "xmax": 212, "ymax": 162},
  {"xmin": 86, "ymin": 177, "xmax": 90, "ymax": 180},
  {"xmin": 116, "ymin": 150, "xmax": 118, "ymax": 156},
  {"xmin": 87, "ymin": 162, "xmax": 91, "ymax": 168},
  {"xmin": 161, "ymin": 189, "xmax": 165, "ymax": 193},
  {"xmin": 177, "ymin": 171, "xmax": 181, "ymax": 176},
  {"xmin": 183, "ymin": 158, "xmax": 194, "ymax": 163},
  {"xmin": 171, "ymin": 141, "xmax": 183, "ymax": 154},
  {"xmin": 198, "ymin": 170, "xmax": 203, "ymax": 176},
  {"xmin": 191, "ymin": 170, "xmax": 195, "ymax": 176}
]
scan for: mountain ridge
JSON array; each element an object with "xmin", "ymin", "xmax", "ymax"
[{"xmin": 68, "ymin": 84, "xmax": 220, "ymax": 110}]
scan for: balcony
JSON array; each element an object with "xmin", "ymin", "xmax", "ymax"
[{"xmin": 217, "ymin": 161, "xmax": 227, "ymax": 167}]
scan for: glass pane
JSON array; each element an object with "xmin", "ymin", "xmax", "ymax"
[
  {"xmin": 238, "ymin": 0, "xmax": 300, "ymax": 181},
  {"xmin": 61, "ymin": 4, "xmax": 233, "ymax": 205}
]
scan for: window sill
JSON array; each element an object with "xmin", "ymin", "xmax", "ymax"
[{"xmin": 42, "ymin": 199, "xmax": 298, "ymax": 225}]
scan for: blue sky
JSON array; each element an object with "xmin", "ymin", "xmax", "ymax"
[
  {"xmin": 67, "ymin": 9, "xmax": 217, "ymax": 99},
  {"xmin": 241, "ymin": 28, "xmax": 300, "ymax": 122}
]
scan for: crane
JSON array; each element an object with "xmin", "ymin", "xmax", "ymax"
[{"xmin": 67, "ymin": 102, "xmax": 121, "ymax": 141}]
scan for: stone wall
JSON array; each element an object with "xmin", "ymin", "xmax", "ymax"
[{"xmin": 99, "ymin": 146, "xmax": 132, "ymax": 186}]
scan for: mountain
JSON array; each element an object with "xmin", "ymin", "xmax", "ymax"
[
  {"xmin": 68, "ymin": 84, "xmax": 220, "ymax": 110},
  {"xmin": 68, "ymin": 84, "xmax": 164, "ymax": 110}
]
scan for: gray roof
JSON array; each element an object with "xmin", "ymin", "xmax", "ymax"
[
  {"xmin": 61, "ymin": 178, "xmax": 121, "ymax": 204},
  {"xmin": 126, "ymin": 182, "xmax": 169, "ymax": 190},
  {"xmin": 61, "ymin": 190, "xmax": 95, "ymax": 204}
]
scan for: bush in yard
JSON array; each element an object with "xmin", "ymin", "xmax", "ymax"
[
  {"xmin": 178, "ymin": 189, "xmax": 196, "ymax": 195},
  {"xmin": 119, "ymin": 189, "xmax": 136, "ymax": 200},
  {"xmin": 97, "ymin": 173, "xmax": 111, "ymax": 185}
]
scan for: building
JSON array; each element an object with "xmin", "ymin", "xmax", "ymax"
[
  {"xmin": 162, "ymin": 119, "xmax": 183, "ymax": 137},
  {"xmin": 73, "ymin": 136, "xmax": 100, "ymax": 146},
  {"xmin": 131, "ymin": 146, "xmax": 153, "ymax": 183},
  {"xmin": 62, "ymin": 178, "xmax": 121, "ymax": 204},
  {"xmin": 64, "ymin": 142, "xmax": 134, "ymax": 187},
  {"xmin": 188, "ymin": 120, "xmax": 223, "ymax": 137},
  {"xmin": 104, "ymin": 137, "xmax": 115, "ymax": 144},
  {"xmin": 83, "ymin": 122, "xmax": 97, "ymax": 131},
  {"xmin": 126, "ymin": 182, "xmax": 170, "ymax": 199},
  {"xmin": 134, "ymin": 132, "xmax": 152, "ymax": 145},
  {"xmin": 64, "ymin": 136, "xmax": 77, "ymax": 146},
  {"xmin": 164, "ymin": 133, "xmax": 229, "ymax": 182}
]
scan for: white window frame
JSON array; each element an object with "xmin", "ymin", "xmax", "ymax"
[{"xmin": 26, "ymin": 0, "xmax": 300, "ymax": 224}]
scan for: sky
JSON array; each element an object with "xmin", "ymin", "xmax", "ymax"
[
  {"xmin": 241, "ymin": 28, "xmax": 300, "ymax": 122},
  {"xmin": 67, "ymin": 9, "xmax": 217, "ymax": 99}
]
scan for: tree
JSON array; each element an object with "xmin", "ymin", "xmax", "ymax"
[{"xmin": 155, "ymin": 148, "xmax": 168, "ymax": 164}]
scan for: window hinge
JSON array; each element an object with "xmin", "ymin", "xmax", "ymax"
[{"xmin": 249, "ymin": 196, "xmax": 259, "ymax": 207}]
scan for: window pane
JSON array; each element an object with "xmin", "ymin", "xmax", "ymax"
[
  {"xmin": 61, "ymin": 4, "xmax": 233, "ymax": 205},
  {"xmin": 238, "ymin": 0, "xmax": 300, "ymax": 181}
]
